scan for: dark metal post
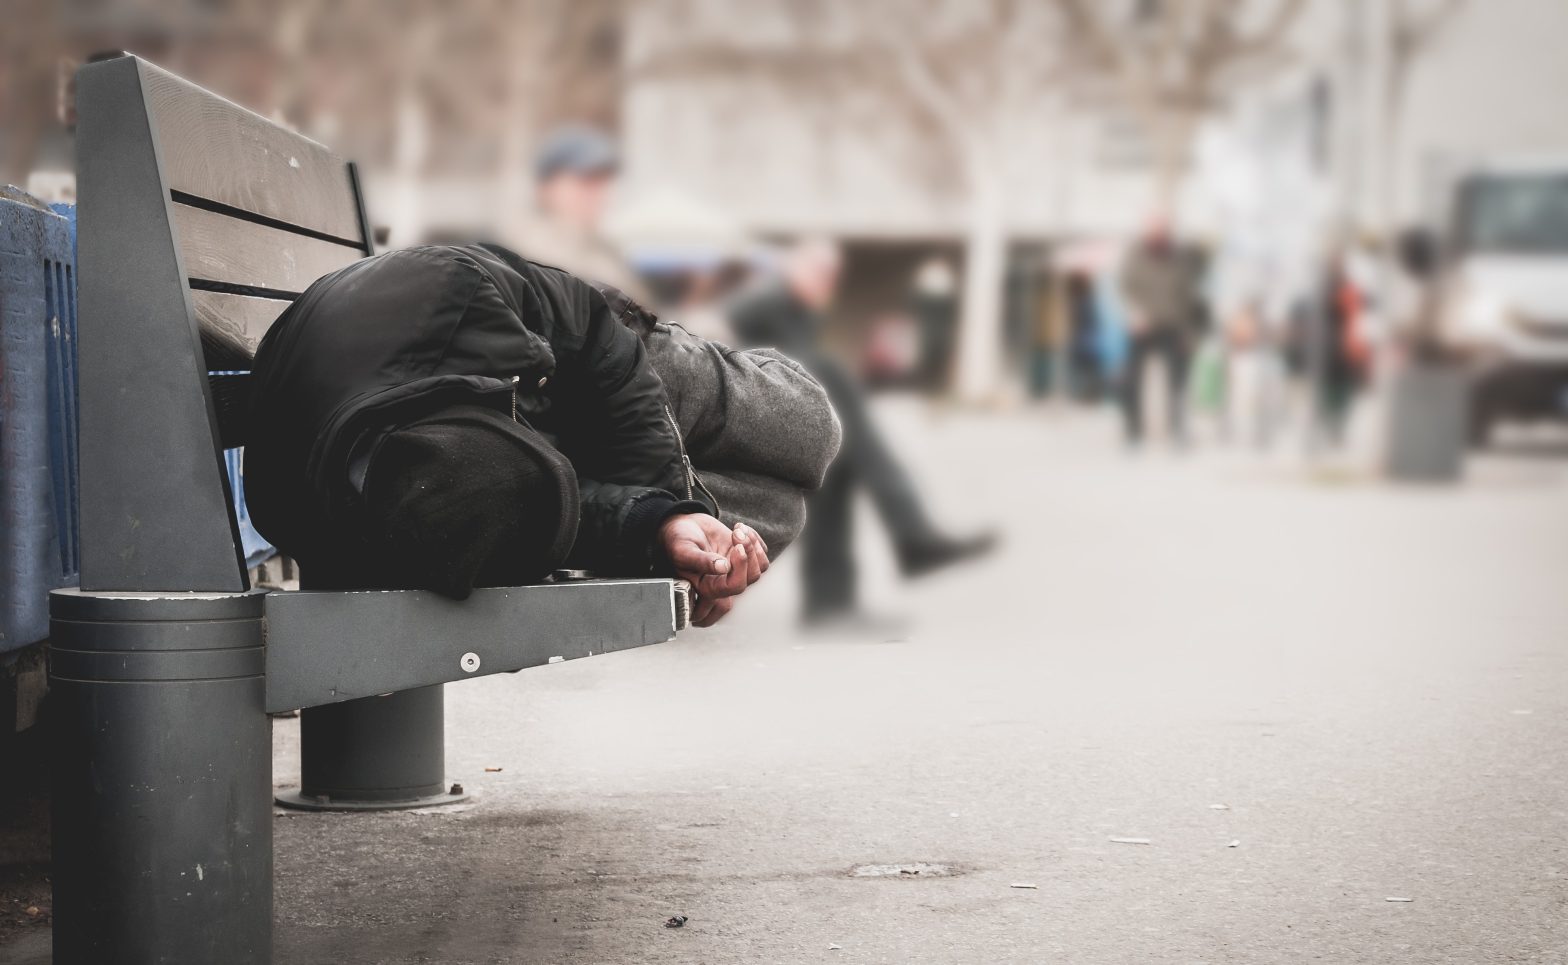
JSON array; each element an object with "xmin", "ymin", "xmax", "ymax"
[
  {"xmin": 49, "ymin": 588, "xmax": 272, "ymax": 965},
  {"xmin": 274, "ymin": 556, "xmax": 465, "ymax": 811},
  {"xmin": 277, "ymin": 686, "xmax": 465, "ymax": 810}
]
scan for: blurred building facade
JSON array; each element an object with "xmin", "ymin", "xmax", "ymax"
[
  {"xmin": 618, "ymin": 0, "xmax": 1568, "ymax": 361},
  {"xmin": 7, "ymin": 0, "xmax": 1568, "ymax": 392}
]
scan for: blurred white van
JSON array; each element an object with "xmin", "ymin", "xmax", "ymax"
[{"xmin": 1438, "ymin": 160, "xmax": 1568, "ymax": 441}]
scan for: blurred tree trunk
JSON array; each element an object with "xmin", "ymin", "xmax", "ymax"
[
  {"xmin": 384, "ymin": 22, "xmax": 436, "ymax": 247},
  {"xmin": 955, "ymin": 162, "xmax": 1008, "ymax": 399},
  {"xmin": 495, "ymin": 5, "xmax": 538, "ymax": 245},
  {"xmin": 0, "ymin": 0, "xmax": 63, "ymax": 186},
  {"xmin": 1376, "ymin": 0, "xmax": 1466, "ymax": 244}
]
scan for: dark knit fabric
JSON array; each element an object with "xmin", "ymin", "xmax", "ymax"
[{"xmin": 361, "ymin": 406, "xmax": 580, "ymax": 599}]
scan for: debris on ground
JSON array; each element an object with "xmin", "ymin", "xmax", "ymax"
[
  {"xmin": 1109, "ymin": 837, "xmax": 1151, "ymax": 845},
  {"xmin": 1227, "ymin": 840, "xmax": 1241, "ymax": 848},
  {"xmin": 1209, "ymin": 804, "xmax": 1231, "ymax": 810},
  {"xmin": 1009, "ymin": 883, "xmax": 1038, "ymax": 889},
  {"xmin": 484, "ymin": 766, "xmax": 503, "ymax": 772},
  {"xmin": 850, "ymin": 862, "xmax": 955, "ymax": 878},
  {"xmin": 1385, "ymin": 897, "xmax": 1414, "ymax": 903},
  {"xmin": 664, "ymin": 915, "xmax": 688, "ymax": 928},
  {"xmin": 828, "ymin": 943, "xmax": 843, "ymax": 950}
]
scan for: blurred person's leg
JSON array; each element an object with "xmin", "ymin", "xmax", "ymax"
[
  {"xmin": 1163, "ymin": 330, "xmax": 1191, "ymax": 444},
  {"xmin": 1071, "ymin": 342, "xmax": 1099, "ymax": 401},
  {"xmin": 1317, "ymin": 364, "xmax": 1352, "ymax": 447},
  {"xmin": 808, "ymin": 354, "xmax": 994, "ymax": 582},
  {"xmin": 1030, "ymin": 347, "xmax": 1051, "ymax": 398},
  {"xmin": 1122, "ymin": 332, "xmax": 1150, "ymax": 442},
  {"xmin": 801, "ymin": 457, "xmax": 856, "ymax": 621},
  {"xmin": 809, "ymin": 357, "xmax": 933, "ymax": 541}
]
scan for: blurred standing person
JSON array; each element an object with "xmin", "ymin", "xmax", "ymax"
[
  {"xmin": 910, "ymin": 257, "xmax": 958, "ymax": 391},
  {"xmin": 1222, "ymin": 297, "xmax": 1283, "ymax": 447},
  {"xmin": 1065, "ymin": 271, "xmax": 1104, "ymax": 401},
  {"xmin": 1119, "ymin": 217, "xmax": 1205, "ymax": 445},
  {"xmin": 522, "ymin": 123, "xmax": 653, "ymax": 303},
  {"xmin": 729, "ymin": 239, "xmax": 995, "ymax": 626},
  {"xmin": 1030, "ymin": 272, "xmax": 1067, "ymax": 399},
  {"xmin": 1314, "ymin": 253, "xmax": 1372, "ymax": 446}
]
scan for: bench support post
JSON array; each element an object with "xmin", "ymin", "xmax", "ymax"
[
  {"xmin": 49, "ymin": 589, "xmax": 272, "ymax": 965},
  {"xmin": 277, "ymin": 686, "xmax": 468, "ymax": 810}
]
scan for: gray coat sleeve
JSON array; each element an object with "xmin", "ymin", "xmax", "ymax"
[{"xmin": 642, "ymin": 322, "xmax": 842, "ymax": 555}]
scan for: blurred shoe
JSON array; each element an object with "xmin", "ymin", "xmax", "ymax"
[{"xmin": 898, "ymin": 531, "xmax": 998, "ymax": 578}]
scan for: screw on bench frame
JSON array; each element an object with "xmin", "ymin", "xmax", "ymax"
[{"xmin": 63, "ymin": 54, "xmax": 681, "ymax": 964}]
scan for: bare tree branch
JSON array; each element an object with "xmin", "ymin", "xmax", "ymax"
[
  {"xmin": 1392, "ymin": 0, "xmax": 1466, "ymax": 62},
  {"xmin": 1223, "ymin": 0, "xmax": 1308, "ymax": 62}
]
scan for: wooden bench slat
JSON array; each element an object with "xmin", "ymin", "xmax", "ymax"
[
  {"xmin": 141, "ymin": 61, "xmax": 365, "ymax": 245},
  {"xmin": 172, "ymin": 202, "xmax": 361, "ymax": 297},
  {"xmin": 191, "ymin": 290, "xmax": 292, "ymax": 354}
]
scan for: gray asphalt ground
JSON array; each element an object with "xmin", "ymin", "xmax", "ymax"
[{"xmin": 6, "ymin": 402, "xmax": 1568, "ymax": 963}]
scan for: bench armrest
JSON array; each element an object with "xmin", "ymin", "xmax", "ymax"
[{"xmin": 264, "ymin": 578, "xmax": 681, "ymax": 712}]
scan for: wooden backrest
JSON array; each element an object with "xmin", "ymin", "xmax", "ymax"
[
  {"xmin": 143, "ymin": 62, "xmax": 370, "ymax": 353},
  {"xmin": 74, "ymin": 54, "xmax": 371, "ymax": 592}
]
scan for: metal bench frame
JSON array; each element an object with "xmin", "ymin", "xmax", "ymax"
[{"xmin": 55, "ymin": 54, "xmax": 681, "ymax": 964}]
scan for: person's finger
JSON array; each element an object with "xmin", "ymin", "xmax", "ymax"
[
  {"xmin": 698, "ymin": 543, "xmax": 748, "ymax": 598},
  {"xmin": 735, "ymin": 524, "xmax": 768, "ymax": 557},
  {"xmin": 744, "ymin": 536, "xmax": 765, "ymax": 584},
  {"xmin": 723, "ymin": 542, "xmax": 749, "ymax": 593},
  {"xmin": 732, "ymin": 526, "xmax": 769, "ymax": 583},
  {"xmin": 667, "ymin": 537, "xmax": 730, "ymax": 579}
]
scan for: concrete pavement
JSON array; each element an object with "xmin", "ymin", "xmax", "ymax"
[
  {"xmin": 5, "ymin": 402, "xmax": 1566, "ymax": 963},
  {"xmin": 269, "ymin": 405, "xmax": 1568, "ymax": 964}
]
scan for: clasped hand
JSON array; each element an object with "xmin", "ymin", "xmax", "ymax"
[{"xmin": 657, "ymin": 514, "xmax": 770, "ymax": 627}]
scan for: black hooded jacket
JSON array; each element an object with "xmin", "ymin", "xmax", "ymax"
[{"xmin": 244, "ymin": 243, "xmax": 712, "ymax": 583}]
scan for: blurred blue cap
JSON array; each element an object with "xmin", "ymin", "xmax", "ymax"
[{"xmin": 534, "ymin": 124, "xmax": 620, "ymax": 181}]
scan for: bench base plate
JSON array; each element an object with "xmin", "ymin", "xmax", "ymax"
[{"xmin": 274, "ymin": 787, "xmax": 470, "ymax": 811}]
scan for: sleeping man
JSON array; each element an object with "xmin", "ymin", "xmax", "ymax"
[{"xmin": 244, "ymin": 243, "xmax": 841, "ymax": 626}]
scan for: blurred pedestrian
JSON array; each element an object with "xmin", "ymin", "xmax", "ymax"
[
  {"xmin": 1030, "ymin": 270, "xmax": 1067, "ymax": 399},
  {"xmin": 1313, "ymin": 252, "xmax": 1372, "ymax": 446},
  {"xmin": 910, "ymin": 257, "xmax": 958, "ymax": 390},
  {"xmin": 1065, "ymin": 271, "xmax": 1104, "ymax": 401},
  {"xmin": 729, "ymin": 239, "xmax": 996, "ymax": 626},
  {"xmin": 1118, "ymin": 216, "xmax": 1207, "ymax": 445},
  {"xmin": 1221, "ymin": 297, "xmax": 1286, "ymax": 447},
  {"xmin": 523, "ymin": 123, "xmax": 653, "ymax": 303}
]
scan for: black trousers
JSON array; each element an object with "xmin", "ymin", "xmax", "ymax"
[
  {"xmin": 1121, "ymin": 327, "xmax": 1190, "ymax": 443},
  {"xmin": 800, "ymin": 355, "xmax": 935, "ymax": 617}
]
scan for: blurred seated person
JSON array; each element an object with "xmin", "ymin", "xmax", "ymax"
[
  {"xmin": 245, "ymin": 244, "xmax": 840, "ymax": 627},
  {"xmin": 728, "ymin": 238, "xmax": 996, "ymax": 626}
]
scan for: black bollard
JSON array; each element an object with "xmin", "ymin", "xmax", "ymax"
[
  {"xmin": 274, "ymin": 565, "xmax": 466, "ymax": 813},
  {"xmin": 49, "ymin": 588, "xmax": 272, "ymax": 965},
  {"xmin": 278, "ymin": 685, "xmax": 467, "ymax": 810}
]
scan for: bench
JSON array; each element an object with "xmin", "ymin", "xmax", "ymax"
[{"xmin": 55, "ymin": 53, "xmax": 686, "ymax": 964}]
